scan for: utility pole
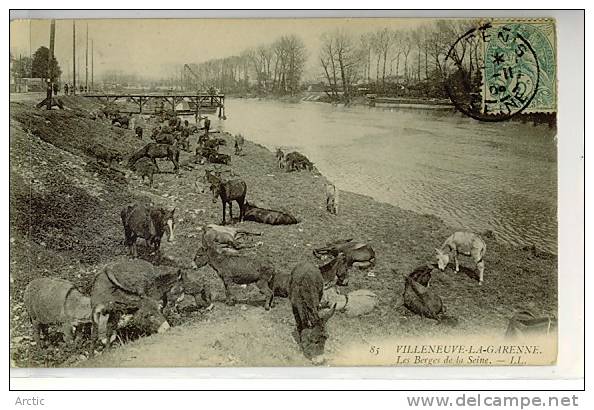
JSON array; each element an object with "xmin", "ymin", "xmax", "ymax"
[
  {"xmin": 29, "ymin": 20, "xmax": 32, "ymax": 76},
  {"xmin": 18, "ymin": 54, "xmax": 22, "ymax": 92},
  {"xmin": 37, "ymin": 19, "xmax": 63, "ymax": 110},
  {"xmin": 91, "ymin": 39, "xmax": 94, "ymax": 91},
  {"xmin": 47, "ymin": 19, "xmax": 56, "ymax": 109},
  {"xmin": 48, "ymin": 19, "xmax": 55, "ymax": 81},
  {"xmin": 72, "ymin": 20, "xmax": 76, "ymax": 95},
  {"xmin": 85, "ymin": 23, "xmax": 88, "ymax": 92}
]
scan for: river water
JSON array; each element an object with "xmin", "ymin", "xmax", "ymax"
[{"xmin": 212, "ymin": 98, "xmax": 557, "ymax": 254}]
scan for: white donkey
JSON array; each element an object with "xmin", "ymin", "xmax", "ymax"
[{"xmin": 435, "ymin": 231, "xmax": 486, "ymax": 285}]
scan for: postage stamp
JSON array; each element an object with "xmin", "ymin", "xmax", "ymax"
[{"xmin": 444, "ymin": 19, "xmax": 557, "ymax": 121}]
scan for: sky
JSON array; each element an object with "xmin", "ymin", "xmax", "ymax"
[{"xmin": 10, "ymin": 18, "xmax": 432, "ymax": 81}]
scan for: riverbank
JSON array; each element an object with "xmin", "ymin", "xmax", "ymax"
[
  {"xmin": 227, "ymin": 91, "xmax": 453, "ymax": 107},
  {"xmin": 9, "ymin": 96, "xmax": 557, "ymax": 367}
]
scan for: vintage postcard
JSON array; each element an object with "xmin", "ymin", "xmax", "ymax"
[{"xmin": 9, "ymin": 16, "xmax": 559, "ymax": 368}]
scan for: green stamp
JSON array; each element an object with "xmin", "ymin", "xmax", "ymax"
[
  {"xmin": 444, "ymin": 19, "xmax": 556, "ymax": 121},
  {"xmin": 485, "ymin": 20, "xmax": 557, "ymax": 115}
]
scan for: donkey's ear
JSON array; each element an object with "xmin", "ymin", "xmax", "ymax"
[
  {"xmin": 176, "ymin": 268, "xmax": 183, "ymax": 280},
  {"xmin": 171, "ymin": 208, "xmax": 176, "ymax": 215}
]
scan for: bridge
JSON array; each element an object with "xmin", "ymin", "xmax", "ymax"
[{"xmin": 83, "ymin": 93, "xmax": 226, "ymax": 118}]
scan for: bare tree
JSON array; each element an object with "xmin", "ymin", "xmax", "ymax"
[
  {"xmin": 378, "ymin": 28, "xmax": 396, "ymax": 89},
  {"xmin": 187, "ymin": 34, "xmax": 305, "ymax": 96},
  {"xmin": 182, "ymin": 19, "xmax": 480, "ymax": 100},
  {"xmin": 267, "ymin": 35, "xmax": 307, "ymax": 95},
  {"xmin": 401, "ymin": 34, "xmax": 412, "ymax": 83},
  {"xmin": 320, "ymin": 32, "xmax": 340, "ymax": 99},
  {"xmin": 359, "ymin": 32, "xmax": 374, "ymax": 83},
  {"xmin": 319, "ymin": 29, "xmax": 364, "ymax": 102}
]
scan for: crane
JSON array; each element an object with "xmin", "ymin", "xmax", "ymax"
[{"xmin": 183, "ymin": 64, "xmax": 207, "ymax": 92}]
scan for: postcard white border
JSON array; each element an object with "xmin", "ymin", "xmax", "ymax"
[{"xmin": 4, "ymin": 7, "xmax": 585, "ymax": 390}]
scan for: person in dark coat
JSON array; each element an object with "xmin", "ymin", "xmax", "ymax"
[
  {"xmin": 64, "ymin": 83, "xmax": 69, "ymax": 95},
  {"xmin": 52, "ymin": 82, "xmax": 59, "ymax": 96},
  {"xmin": 46, "ymin": 81, "xmax": 52, "ymax": 100}
]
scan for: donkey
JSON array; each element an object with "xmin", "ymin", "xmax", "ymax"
[
  {"xmin": 128, "ymin": 143, "xmax": 180, "ymax": 172},
  {"xmin": 435, "ymin": 231, "xmax": 486, "ymax": 285},
  {"xmin": 179, "ymin": 128, "xmax": 191, "ymax": 152},
  {"xmin": 289, "ymin": 261, "xmax": 337, "ymax": 362},
  {"xmin": 403, "ymin": 273, "xmax": 444, "ymax": 320},
  {"xmin": 198, "ymin": 132, "xmax": 210, "ymax": 147},
  {"xmin": 234, "ymin": 134, "xmax": 245, "ymax": 155},
  {"xmin": 134, "ymin": 126, "xmax": 143, "ymax": 140},
  {"xmin": 505, "ymin": 310, "xmax": 557, "ymax": 339},
  {"xmin": 210, "ymin": 179, "xmax": 247, "ymax": 225},
  {"xmin": 275, "ymin": 149, "xmax": 285, "ymax": 169},
  {"xmin": 243, "ymin": 202, "xmax": 299, "ymax": 225},
  {"xmin": 204, "ymin": 137, "xmax": 227, "ymax": 151},
  {"xmin": 89, "ymin": 143, "xmax": 123, "ymax": 169},
  {"xmin": 193, "ymin": 241, "xmax": 275, "ymax": 310},
  {"xmin": 204, "ymin": 168, "xmax": 223, "ymax": 186},
  {"xmin": 313, "ymin": 239, "xmax": 376, "ymax": 269},
  {"xmin": 208, "ymin": 152, "xmax": 231, "ymax": 165},
  {"xmin": 111, "ymin": 114, "xmax": 130, "ymax": 129},
  {"xmin": 121, "ymin": 204, "xmax": 176, "ymax": 259},
  {"xmin": 195, "ymin": 168, "xmax": 223, "ymax": 193},
  {"xmin": 131, "ymin": 157, "xmax": 158, "ymax": 188},
  {"xmin": 273, "ymin": 253, "xmax": 350, "ymax": 299},
  {"xmin": 325, "ymin": 183, "xmax": 339, "ymax": 215},
  {"xmin": 90, "ymin": 260, "xmax": 172, "ymax": 351},
  {"xmin": 318, "ymin": 252, "xmax": 350, "ymax": 287},
  {"xmin": 200, "ymin": 223, "xmax": 262, "ymax": 251},
  {"xmin": 285, "ymin": 151, "xmax": 313, "ymax": 172}
]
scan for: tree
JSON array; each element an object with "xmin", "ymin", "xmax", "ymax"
[
  {"xmin": 373, "ymin": 28, "xmax": 395, "ymax": 89},
  {"xmin": 11, "ymin": 56, "xmax": 32, "ymax": 79},
  {"xmin": 320, "ymin": 32, "xmax": 340, "ymax": 99},
  {"xmin": 271, "ymin": 35, "xmax": 306, "ymax": 95},
  {"xmin": 31, "ymin": 46, "xmax": 62, "ymax": 81},
  {"xmin": 359, "ymin": 32, "xmax": 374, "ymax": 83},
  {"xmin": 186, "ymin": 34, "xmax": 304, "ymax": 96},
  {"xmin": 401, "ymin": 34, "xmax": 412, "ymax": 83},
  {"xmin": 319, "ymin": 29, "xmax": 364, "ymax": 102}
]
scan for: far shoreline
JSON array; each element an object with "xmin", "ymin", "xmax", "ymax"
[{"xmin": 225, "ymin": 92, "xmax": 556, "ymax": 127}]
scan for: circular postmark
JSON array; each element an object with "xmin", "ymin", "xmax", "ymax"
[{"xmin": 444, "ymin": 23, "xmax": 540, "ymax": 122}]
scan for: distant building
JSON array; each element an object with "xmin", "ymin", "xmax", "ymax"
[
  {"xmin": 304, "ymin": 82, "xmax": 326, "ymax": 92},
  {"xmin": 11, "ymin": 77, "xmax": 45, "ymax": 93}
]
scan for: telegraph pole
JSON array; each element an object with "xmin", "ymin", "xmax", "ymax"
[
  {"xmin": 47, "ymin": 19, "xmax": 56, "ymax": 109},
  {"xmin": 29, "ymin": 20, "xmax": 32, "ymax": 76},
  {"xmin": 72, "ymin": 20, "xmax": 76, "ymax": 95},
  {"xmin": 36, "ymin": 19, "xmax": 63, "ymax": 110},
  {"xmin": 85, "ymin": 23, "xmax": 89, "ymax": 92},
  {"xmin": 48, "ymin": 20, "xmax": 55, "ymax": 81},
  {"xmin": 91, "ymin": 39, "xmax": 94, "ymax": 91}
]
